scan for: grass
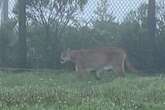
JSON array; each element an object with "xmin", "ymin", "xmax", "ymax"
[{"xmin": 0, "ymin": 70, "xmax": 164, "ymax": 110}]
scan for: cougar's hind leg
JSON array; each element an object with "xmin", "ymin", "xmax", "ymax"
[
  {"xmin": 75, "ymin": 65, "xmax": 79, "ymax": 72},
  {"xmin": 121, "ymin": 58, "xmax": 125, "ymax": 73},
  {"xmin": 114, "ymin": 64, "xmax": 125, "ymax": 77},
  {"xmin": 76, "ymin": 65, "xmax": 85, "ymax": 79}
]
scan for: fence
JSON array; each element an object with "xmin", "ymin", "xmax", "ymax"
[
  {"xmin": 1, "ymin": 0, "xmax": 152, "ymax": 24},
  {"xmin": 78, "ymin": 0, "xmax": 148, "ymax": 23},
  {"xmin": 0, "ymin": 0, "xmax": 164, "ymax": 72}
]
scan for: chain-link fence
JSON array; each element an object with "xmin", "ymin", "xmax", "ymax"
[
  {"xmin": 8, "ymin": 0, "xmax": 17, "ymax": 19},
  {"xmin": 0, "ymin": 0, "xmax": 155, "ymax": 24},
  {"xmin": 1, "ymin": 0, "xmax": 163, "ymax": 25},
  {"xmin": 78, "ymin": 0, "xmax": 148, "ymax": 23}
]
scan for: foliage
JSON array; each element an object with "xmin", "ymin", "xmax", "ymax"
[
  {"xmin": 24, "ymin": 0, "xmax": 87, "ymax": 68},
  {"xmin": 0, "ymin": 19, "xmax": 17, "ymax": 67},
  {"xmin": 119, "ymin": 2, "xmax": 165, "ymax": 72},
  {"xmin": 94, "ymin": 0, "xmax": 115, "ymax": 22},
  {"xmin": 61, "ymin": 0, "xmax": 121, "ymax": 51},
  {"xmin": 92, "ymin": 0, "xmax": 119, "ymax": 47},
  {"xmin": 1, "ymin": 0, "xmax": 165, "ymax": 73}
]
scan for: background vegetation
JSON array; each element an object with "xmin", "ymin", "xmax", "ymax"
[{"xmin": 0, "ymin": 0, "xmax": 165, "ymax": 72}]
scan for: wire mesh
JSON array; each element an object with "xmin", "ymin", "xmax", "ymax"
[
  {"xmin": 78, "ymin": 0, "xmax": 148, "ymax": 23},
  {"xmin": 0, "ymin": 0, "xmax": 156, "ymax": 25},
  {"xmin": 0, "ymin": 0, "xmax": 164, "ymax": 24},
  {"xmin": 8, "ymin": 0, "xmax": 17, "ymax": 19}
]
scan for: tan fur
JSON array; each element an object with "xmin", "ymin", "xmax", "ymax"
[{"xmin": 61, "ymin": 47, "xmax": 135, "ymax": 79}]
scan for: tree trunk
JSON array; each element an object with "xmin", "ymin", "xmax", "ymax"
[
  {"xmin": 1, "ymin": 0, "xmax": 8, "ymax": 24},
  {"xmin": 148, "ymin": 0, "xmax": 156, "ymax": 41},
  {"xmin": 0, "ymin": 0, "xmax": 8, "ymax": 67},
  {"xmin": 147, "ymin": 0, "xmax": 156, "ymax": 71},
  {"xmin": 18, "ymin": 0, "xmax": 27, "ymax": 68}
]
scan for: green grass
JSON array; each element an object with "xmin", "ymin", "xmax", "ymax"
[{"xmin": 0, "ymin": 71, "xmax": 164, "ymax": 110}]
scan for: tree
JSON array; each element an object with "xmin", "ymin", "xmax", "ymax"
[
  {"xmin": 119, "ymin": 3, "xmax": 148, "ymax": 72},
  {"xmin": 0, "ymin": 0, "xmax": 9, "ymax": 67},
  {"xmin": 24, "ymin": 0, "xmax": 87, "ymax": 68},
  {"xmin": 120, "ymin": 2, "xmax": 159, "ymax": 72},
  {"xmin": 1, "ymin": 0, "xmax": 8, "ymax": 24},
  {"xmin": 92, "ymin": 0, "xmax": 118, "ymax": 47},
  {"xmin": 94, "ymin": 0, "xmax": 115, "ymax": 22},
  {"xmin": 124, "ymin": 3, "xmax": 148, "ymax": 28},
  {"xmin": 147, "ymin": 0, "xmax": 156, "ymax": 69},
  {"xmin": 18, "ymin": 0, "xmax": 27, "ymax": 68}
]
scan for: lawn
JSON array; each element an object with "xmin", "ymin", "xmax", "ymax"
[{"xmin": 0, "ymin": 70, "xmax": 164, "ymax": 110}]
